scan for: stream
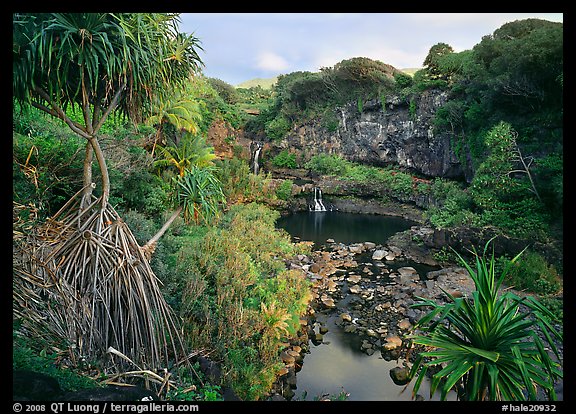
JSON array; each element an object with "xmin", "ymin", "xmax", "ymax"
[{"xmin": 276, "ymin": 211, "xmax": 457, "ymax": 401}]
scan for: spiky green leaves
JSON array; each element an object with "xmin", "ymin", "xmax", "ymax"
[
  {"xmin": 175, "ymin": 165, "xmax": 225, "ymax": 225},
  {"xmin": 408, "ymin": 238, "xmax": 563, "ymax": 401}
]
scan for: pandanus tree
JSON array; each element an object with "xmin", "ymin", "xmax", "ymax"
[
  {"xmin": 12, "ymin": 13, "xmax": 205, "ymax": 375},
  {"xmin": 407, "ymin": 239, "xmax": 563, "ymax": 401}
]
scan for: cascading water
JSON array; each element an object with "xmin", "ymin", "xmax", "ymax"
[
  {"xmin": 251, "ymin": 142, "xmax": 262, "ymax": 175},
  {"xmin": 309, "ymin": 187, "xmax": 327, "ymax": 212}
]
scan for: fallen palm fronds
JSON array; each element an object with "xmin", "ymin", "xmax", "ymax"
[{"xmin": 13, "ymin": 188, "xmax": 191, "ymax": 377}]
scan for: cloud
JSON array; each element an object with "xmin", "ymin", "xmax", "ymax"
[
  {"xmin": 179, "ymin": 13, "xmax": 563, "ymax": 85},
  {"xmin": 255, "ymin": 51, "xmax": 290, "ymax": 72}
]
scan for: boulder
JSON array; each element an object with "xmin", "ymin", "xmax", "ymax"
[
  {"xmin": 62, "ymin": 385, "xmax": 158, "ymax": 401},
  {"xmin": 389, "ymin": 366, "xmax": 411, "ymax": 386},
  {"xmin": 383, "ymin": 335, "xmax": 403, "ymax": 351},
  {"xmin": 13, "ymin": 370, "xmax": 63, "ymax": 401},
  {"xmin": 372, "ymin": 250, "xmax": 387, "ymax": 260},
  {"xmin": 340, "ymin": 313, "xmax": 353, "ymax": 323}
]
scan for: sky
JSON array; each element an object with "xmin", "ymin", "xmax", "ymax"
[{"xmin": 178, "ymin": 13, "xmax": 563, "ymax": 86}]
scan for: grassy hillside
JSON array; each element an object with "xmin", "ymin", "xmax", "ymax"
[
  {"xmin": 237, "ymin": 68, "xmax": 419, "ymax": 89},
  {"xmin": 400, "ymin": 67, "xmax": 421, "ymax": 76},
  {"xmin": 236, "ymin": 76, "xmax": 278, "ymax": 89}
]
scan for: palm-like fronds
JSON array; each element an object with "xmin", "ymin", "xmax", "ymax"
[
  {"xmin": 408, "ymin": 239, "xmax": 563, "ymax": 401},
  {"xmin": 146, "ymin": 94, "xmax": 203, "ymax": 135},
  {"xmin": 175, "ymin": 165, "xmax": 226, "ymax": 225},
  {"xmin": 154, "ymin": 133, "xmax": 217, "ymax": 178},
  {"xmin": 13, "ymin": 13, "xmax": 204, "ymax": 205}
]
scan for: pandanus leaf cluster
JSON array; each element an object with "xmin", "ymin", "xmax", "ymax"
[
  {"xmin": 408, "ymin": 239, "xmax": 562, "ymax": 401},
  {"xmin": 175, "ymin": 165, "xmax": 226, "ymax": 225}
]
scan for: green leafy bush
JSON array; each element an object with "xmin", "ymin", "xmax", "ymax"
[
  {"xmin": 179, "ymin": 203, "xmax": 312, "ymax": 400},
  {"xmin": 271, "ymin": 150, "xmax": 297, "ymax": 169},
  {"xmin": 497, "ymin": 250, "xmax": 562, "ymax": 295},
  {"xmin": 275, "ymin": 179, "xmax": 294, "ymax": 201},
  {"xmin": 304, "ymin": 154, "xmax": 350, "ymax": 176},
  {"xmin": 394, "ymin": 72, "xmax": 413, "ymax": 88},
  {"xmin": 13, "ymin": 127, "xmax": 85, "ymax": 218},
  {"xmin": 265, "ymin": 116, "xmax": 292, "ymax": 140}
]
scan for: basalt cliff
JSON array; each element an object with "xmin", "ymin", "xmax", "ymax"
[{"xmin": 267, "ymin": 89, "xmax": 469, "ymax": 180}]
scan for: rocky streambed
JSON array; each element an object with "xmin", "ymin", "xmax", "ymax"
[{"xmin": 268, "ymin": 228, "xmax": 564, "ymax": 401}]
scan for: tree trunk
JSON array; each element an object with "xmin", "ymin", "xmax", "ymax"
[
  {"xmin": 88, "ymin": 136, "xmax": 111, "ymax": 210},
  {"xmin": 81, "ymin": 142, "xmax": 94, "ymax": 210},
  {"xmin": 141, "ymin": 206, "xmax": 183, "ymax": 259}
]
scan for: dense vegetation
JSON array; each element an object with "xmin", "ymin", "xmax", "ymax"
[
  {"xmin": 13, "ymin": 14, "xmax": 562, "ymax": 402},
  {"xmin": 246, "ymin": 18, "xmax": 562, "ymax": 263}
]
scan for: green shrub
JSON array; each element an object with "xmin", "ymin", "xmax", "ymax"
[
  {"xmin": 179, "ymin": 203, "xmax": 312, "ymax": 400},
  {"xmin": 265, "ymin": 116, "xmax": 291, "ymax": 140},
  {"xmin": 271, "ymin": 150, "xmax": 297, "ymax": 169},
  {"xmin": 13, "ymin": 129, "xmax": 85, "ymax": 218},
  {"xmin": 275, "ymin": 179, "xmax": 293, "ymax": 201},
  {"xmin": 304, "ymin": 154, "xmax": 350, "ymax": 176},
  {"xmin": 394, "ymin": 72, "xmax": 413, "ymax": 88},
  {"xmin": 498, "ymin": 250, "xmax": 562, "ymax": 295}
]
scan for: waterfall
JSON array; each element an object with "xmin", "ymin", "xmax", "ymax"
[
  {"xmin": 340, "ymin": 108, "xmax": 347, "ymax": 132},
  {"xmin": 309, "ymin": 187, "xmax": 327, "ymax": 212},
  {"xmin": 252, "ymin": 142, "xmax": 262, "ymax": 175}
]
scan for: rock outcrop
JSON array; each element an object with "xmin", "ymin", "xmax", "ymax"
[{"xmin": 270, "ymin": 89, "xmax": 466, "ymax": 179}]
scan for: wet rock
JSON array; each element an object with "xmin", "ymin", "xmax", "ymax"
[
  {"xmin": 364, "ymin": 242, "xmax": 376, "ymax": 250},
  {"xmin": 286, "ymin": 369, "xmax": 298, "ymax": 389},
  {"xmin": 376, "ymin": 327, "xmax": 388, "ymax": 336},
  {"xmin": 372, "ymin": 250, "xmax": 387, "ymax": 260},
  {"xmin": 383, "ymin": 335, "xmax": 403, "ymax": 351},
  {"xmin": 347, "ymin": 274, "xmax": 362, "ymax": 284},
  {"xmin": 286, "ymin": 349, "xmax": 301, "ymax": 359},
  {"xmin": 281, "ymin": 351, "xmax": 295, "ymax": 365},
  {"xmin": 366, "ymin": 328, "xmax": 378, "ymax": 338},
  {"xmin": 349, "ymin": 244, "xmax": 364, "ymax": 254},
  {"xmin": 320, "ymin": 295, "xmax": 336, "ymax": 308},
  {"xmin": 325, "ymin": 279, "xmax": 338, "ymax": 292},
  {"xmin": 398, "ymin": 267, "xmax": 419, "ymax": 284},
  {"xmin": 389, "ymin": 366, "xmax": 411, "ymax": 386},
  {"xmin": 361, "ymin": 340, "xmax": 373, "ymax": 350},
  {"xmin": 340, "ymin": 313, "xmax": 353, "ymax": 322},
  {"xmin": 349, "ymin": 285, "xmax": 362, "ymax": 294},
  {"xmin": 398, "ymin": 318, "xmax": 412, "ymax": 331},
  {"xmin": 405, "ymin": 308, "xmax": 419, "ymax": 323},
  {"xmin": 445, "ymin": 289, "xmax": 464, "ymax": 299}
]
